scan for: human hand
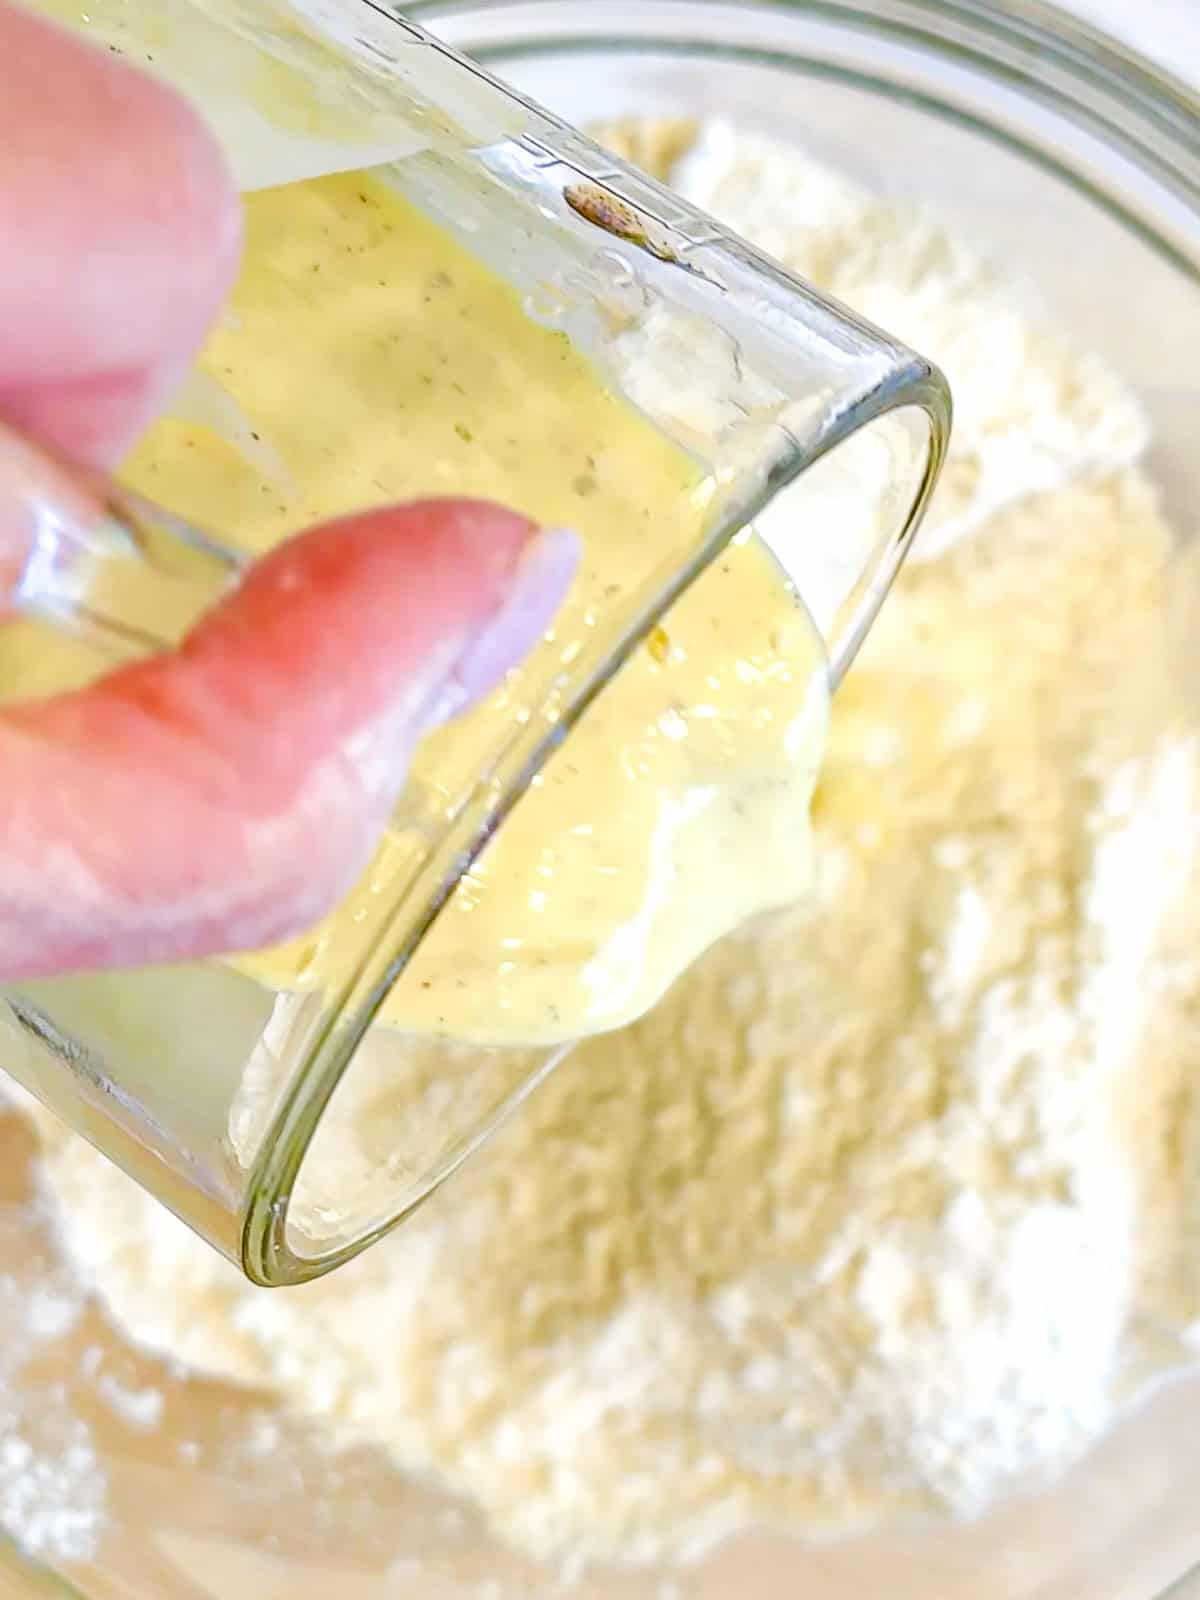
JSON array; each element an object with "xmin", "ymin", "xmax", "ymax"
[{"xmin": 0, "ymin": 2, "xmax": 577, "ymax": 980}]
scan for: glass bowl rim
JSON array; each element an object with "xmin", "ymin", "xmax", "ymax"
[{"xmin": 403, "ymin": 0, "xmax": 1200, "ymax": 282}]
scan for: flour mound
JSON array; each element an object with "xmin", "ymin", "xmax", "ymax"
[{"xmin": 31, "ymin": 124, "xmax": 1200, "ymax": 1570}]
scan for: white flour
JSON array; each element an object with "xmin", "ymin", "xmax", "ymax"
[
  {"xmin": 670, "ymin": 121, "xmax": 1149, "ymax": 561},
  {"xmin": 29, "ymin": 123, "xmax": 1200, "ymax": 1568},
  {"xmin": 0, "ymin": 1208, "xmax": 105, "ymax": 1564}
]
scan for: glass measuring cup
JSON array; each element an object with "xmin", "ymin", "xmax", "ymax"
[{"xmin": 0, "ymin": 0, "xmax": 949, "ymax": 1284}]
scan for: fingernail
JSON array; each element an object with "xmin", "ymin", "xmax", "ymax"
[{"xmin": 423, "ymin": 525, "xmax": 581, "ymax": 731}]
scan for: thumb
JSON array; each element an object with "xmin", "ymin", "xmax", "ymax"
[{"xmin": 0, "ymin": 462, "xmax": 578, "ymax": 979}]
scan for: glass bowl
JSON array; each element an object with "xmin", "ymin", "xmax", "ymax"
[{"xmin": 2, "ymin": 0, "xmax": 1199, "ymax": 1596}]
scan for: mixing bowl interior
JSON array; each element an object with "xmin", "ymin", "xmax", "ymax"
[
  {"xmin": 3, "ymin": 4, "xmax": 1200, "ymax": 1598},
  {"xmin": 424, "ymin": 0, "xmax": 1200, "ymax": 525}
]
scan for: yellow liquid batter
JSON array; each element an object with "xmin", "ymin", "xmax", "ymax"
[{"xmin": 121, "ymin": 171, "xmax": 829, "ymax": 1048}]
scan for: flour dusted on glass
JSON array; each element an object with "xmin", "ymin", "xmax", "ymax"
[{"xmin": 29, "ymin": 122, "xmax": 1200, "ymax": 1568}]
